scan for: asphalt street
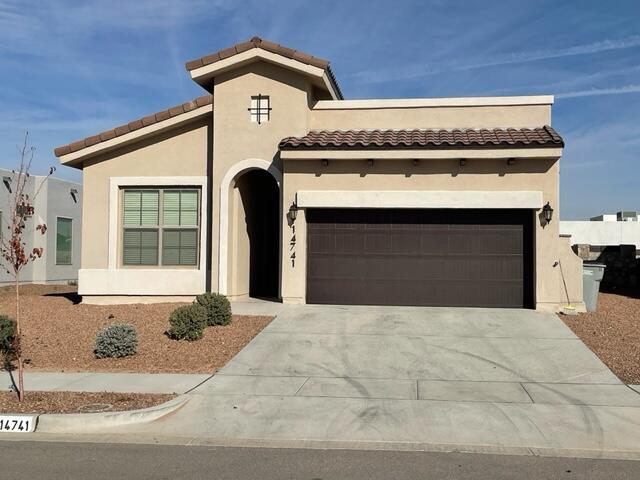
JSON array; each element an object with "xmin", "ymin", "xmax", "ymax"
[{"xmin": 0, "ymin": 441, "xmax": 638, "ymax": 479}]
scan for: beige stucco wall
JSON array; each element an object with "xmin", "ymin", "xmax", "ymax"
[
  {"xmin": 229, "ymin": 176, "xmax": 251, "ymax": 298},
  {"xmin": 212, "ymin": 61, "xmax": 312, "ymax": 296},
  {"xmin": 310, "ymin": 104, "xmax": 551, "ymax": 130},
  {"xmin": 80, "ymin": 119, "xmax": 210, "ymax": 270}
]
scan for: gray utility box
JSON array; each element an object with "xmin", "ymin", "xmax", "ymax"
[{"xmin": 583, "ymin": 263, "xmax": 606, "ymax": 312}]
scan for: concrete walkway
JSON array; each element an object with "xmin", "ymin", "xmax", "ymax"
[
  {"xmin": 1, "ymin": 372, "xmax": 210, "ymax": 395},
  {"xmin": 103, "ymin": 305, "xmax": 640, "ymax": 458}
]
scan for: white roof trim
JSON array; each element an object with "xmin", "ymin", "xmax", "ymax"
[
  {"xmin": 296, "ymin": 190, "xmax": 544, "ymax": 210},
  {"xmin": 58, "ymin": 104, "xmax": 212, "ymax": 166},
  {"xmin": 189, "ymin": 49, "xmax": 340, "ymax": 100},
  {"xmin": 313, "ymin": 95, "xmax": 554, "ymax": 110}
]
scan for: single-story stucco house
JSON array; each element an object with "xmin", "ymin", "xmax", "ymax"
[{"xmin": 54, "ymin": 36, "xmax": 583, "ymax": 311}]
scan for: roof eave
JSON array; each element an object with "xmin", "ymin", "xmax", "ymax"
[
  {"xmin": 57, "ymin": 103, "xmax": 213, "ymax": 168},
  {"xmin": 188, "ymin": 48, "xmax": 342, "ymax": 100},
  {"xmin": 280, "ymin": 147, "xmax": 563, "ymax": 160}
]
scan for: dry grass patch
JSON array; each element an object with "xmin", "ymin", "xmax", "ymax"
[{"xmin": 0, "ymin": 285, "xmax": 272, "ymax": 374}]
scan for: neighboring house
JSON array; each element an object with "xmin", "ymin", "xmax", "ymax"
[
  {"xmin": 590, "ymin": 211, "xmax": 639, "ymax": 222},
  {"xmin": 0, "ymin": 168, "xmax": 82, "ymax": 285},
  {"xmin": 561, "ymin": 211, "xmax": 640, "ymax": 257},
  {"xmin": 53, "ymin": 36, "xmax": 582, "ymax": 311}
]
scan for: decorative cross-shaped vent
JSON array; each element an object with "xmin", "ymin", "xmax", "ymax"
[{"xmin": 248, "ymin": 94, "xmax": 271, "ymax": 124}]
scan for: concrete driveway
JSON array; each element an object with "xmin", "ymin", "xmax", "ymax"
[{"xmin": 113, "ymin": 305, "xmax": 640, "ymax": 458}]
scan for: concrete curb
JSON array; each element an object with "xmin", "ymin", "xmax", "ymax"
[{"xmin": 34, "ymin": 395, "xmax": 189, "ymax": 434}]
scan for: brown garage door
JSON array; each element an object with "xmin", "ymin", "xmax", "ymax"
[{"xmin": 306, "ymin": 209, "xmax": 533, "ymax": 308}]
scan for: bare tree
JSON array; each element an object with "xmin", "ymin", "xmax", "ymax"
[{"xmin": 0, "ymin": 133, "xmax": 54, "ymax": 401}]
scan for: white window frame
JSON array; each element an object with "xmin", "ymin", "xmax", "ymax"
[
  {"xmin": 108, "ymin": 177, "xmax": 208, "ymax": 271},
  {"xmin": 120, "ymin": 188, "xmax": 201, "ymax": 268},
  {"xmin": 55, "ymin": 216, "xmax": 73, "ymax": 265}
]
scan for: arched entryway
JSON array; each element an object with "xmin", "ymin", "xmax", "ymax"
[
  {"xmin": 219, "ymin": 160, "xmax": 281, "ymax": 299},
  {"xmin": 235, "ymin": 169, "xmax": 279, "ymax": 298}
]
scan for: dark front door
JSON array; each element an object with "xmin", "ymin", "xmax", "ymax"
[{"xmin": 306, "ymin": 209, "xmax": 533, "ymax": 308}]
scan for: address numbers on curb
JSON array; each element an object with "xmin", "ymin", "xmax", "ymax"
[{"xmin": 0, "ymin": 415, "xmax": 36, "ymax": 433}]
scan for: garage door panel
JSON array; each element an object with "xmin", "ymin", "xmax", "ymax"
[
  {"xmin": 364, "ymin": 233, "xmax": 392, "ymax": 253},
  {"xmin": 421, "ymin": 233, "xmax": 450, "ymax": 254},
  {"xmin": 335, "ymin": 233, "xmax": 364, "ymax": 254},
  {"xmin": 391, "ymin": 233, "xmax": 422, "ymax": 254},
  {"xmin": 306, "ymin": 209, "xmax": 533, "ymax": 308},
  {"xmin": 308, "ymin": 232, "xmax": 335, "ymax": 254}
]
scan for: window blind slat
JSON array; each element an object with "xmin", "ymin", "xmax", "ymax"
[
  {"xmin": 140, "ymin": 191, "xmax": 159, "ymax": 226},
  {"xmin": 123, "ymin": 191, "xmax": 141, "ymax": 226},
  {"xmin": 162, "ymin": 248, "xmax": 180, "ymax": 265},
  {"xmin": 163, "ymin": 191, "xmax": 180, "ymax": 226}
]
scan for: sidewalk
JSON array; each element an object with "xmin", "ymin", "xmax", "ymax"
[{"xmin": 1, "ymin": 371, "xmax": 211, "ymax": 395}]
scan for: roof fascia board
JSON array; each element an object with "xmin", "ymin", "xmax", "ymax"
[
  {"xmin": 313, "ymin": 95, "xmax": 554, "ymax": 110},
  {"xmin": 58, "ymin": 104, "xmax": 212, "ymax": 166},
  {"xmin": 189, "ymin": 49, "xmax": 340, "ymax": 100},
  {"xmin": 280, "ymin": 147, "xmax": 562, "ymax": 160}
]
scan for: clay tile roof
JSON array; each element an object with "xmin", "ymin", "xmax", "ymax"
[
  {"xmin": 279, "ymin": 126, "xmax": 564, "ymax": 150},
  {"xmin": 185, "ymin": 36, "xmax": 342, "ymax": 99},
  {"xmin": 54, "ymin": 95, "xmax": 213, "ymax": 158}
]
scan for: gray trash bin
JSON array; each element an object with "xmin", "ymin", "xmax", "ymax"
[{"xmin": 582, "ymin": 263, "xmax": 606, "ymax": 312}]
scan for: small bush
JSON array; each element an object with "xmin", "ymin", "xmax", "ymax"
[
  {"xmin": 195, "ymin": 292, "xmax": 232, "ymax": 326},
  {"xmin": 167, "ymin": 304, "xmax": 208, "ymax": 341},
  {"xmin": 0, "ymin": 315, "xmax": 16, "ymax": 354},
  {"xmin": 94, "ymin": 324, "xmax": 138, "ymax": 359}
]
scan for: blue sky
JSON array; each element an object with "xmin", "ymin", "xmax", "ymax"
[{"xmin": 0, "ymin": 0, "xmax": 638, "ymax": 219}]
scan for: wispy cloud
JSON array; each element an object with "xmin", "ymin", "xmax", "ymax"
[
  {"xmin": 557, "ymin": 84, "xmax": 640, "ymax": 99},
  {"xmin": 349, "ymin": 35, "xmax": 640, "ymax": 85}
]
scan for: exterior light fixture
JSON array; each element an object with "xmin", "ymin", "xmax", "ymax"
[
  {"xmin": 288, "ymin": 203, "xmax": 298, "ymax": 222},
  {"xmin": 412, "ymin": 159, "xmax": 420, "ymax": 166},
  {"xmin": 321, "ymin": 159, "xmax": 329, "ymax": 167},
  {"xmin": 2, "ymin": 176, "xmax": 11, "ymax": 192},
  {"xmin": 507, "ymin": 158, "xmax": 516, "ymax": 166},
  {"xmin": 542, "ymin": 202, "xmax": 554, "ymax": 224},
  {"xmin": 459, "ymin": 158, "xmax": 466, "ymax": 166},
  {"xmin": 367, "ymin": 159, "xmax": 374, "ymax": 167},
  {"xmin": 70, "ymin": 188, "xmax": 78, "ymax": 203}
]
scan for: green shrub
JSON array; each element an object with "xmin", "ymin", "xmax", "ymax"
[
  {"xmin": 195, "ymin": 292, "xmax": 232, "ymax": 326},
  {"xmin": 0, "ymin": 315, "xmax": 16, "ymax": 354},
  {"xmin": 94, "ymin": 324, "xmax": 138, "ymax": 359},
  {"xmin": 167, "ymin": 304, "xmax": 208, "ymax": 341}
]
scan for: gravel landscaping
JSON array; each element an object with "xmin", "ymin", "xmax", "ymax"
[
  {"xmin": 0, "ymin": 285, "xmax": 272, "ymax": 374},
  {"xmin": 560, "ymin": 291, "xmax": 640, "ymax": 384},
  {"xmin": 0, "ymin": 391, "xmax": 174, "ymax": 414}
]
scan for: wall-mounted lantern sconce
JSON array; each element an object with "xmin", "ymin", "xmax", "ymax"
[
  {"xmin": 288, "ymin": 203, "xmax": 298, "ymax": 223},
  {"xmin": 70, "ymin": 188, "xmax": 78, "ymax": 203},
  {"xmin": 412, "ymin": 159, "xmax": 420, "ymax": 166},
  {"xmin": 507, "ymin": 158, "xmax": 516, "ymax": 166},
  {"xmin": 321, "ymin": 159, "xmax": 329, "ymax": 167},
  {"xmin": 459, "ymin": 158, "xmax": 467, "ymax": 167},
  {"xmin": 2, "ymin": 176, "xmax": 11, "ymax": 192},
  {"xmin": 367, "ymin": 159, "xmax": 374, "ymax": 167},
  {"xmin": 542, "ymin": 202, "xmax": 554, "ymax": 224}
]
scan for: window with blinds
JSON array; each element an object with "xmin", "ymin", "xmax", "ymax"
[
  {"xmin": 56, "ymin": 217, "xmax": 73, "ymax": 265},
  {"xmin": 122, "ymin": 188, "xmax": 200, "ymax": 266}
]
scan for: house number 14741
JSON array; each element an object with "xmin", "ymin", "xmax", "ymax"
[{"xmin": 0, "ymin": 415, "xmax": 36, "ymax": 433}]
